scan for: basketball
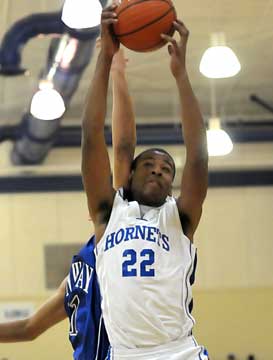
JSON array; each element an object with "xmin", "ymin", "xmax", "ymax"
[{"xmin": 113, "ymin": 0, "xmax": 177, "ymax": 52}]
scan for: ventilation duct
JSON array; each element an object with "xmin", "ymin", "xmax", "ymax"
[
  {"xmin": 11, "ymin": 37, "xmax": 96, "ymax": 164},
  {"xmin": 0, "ymin": 11, "xmax": 100, "ymax": 76},
  {"xmin": 0, "ymin": 2, "xmax": 107, "ymax": 164}
]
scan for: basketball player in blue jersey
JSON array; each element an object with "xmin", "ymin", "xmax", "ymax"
[
  {"xmin": 81, "ymin": 4, "xmax": 209, "ymax": 360},
  {"xmin": 0, "ymin": 48, "xmax": 136, "ymax": 360}
]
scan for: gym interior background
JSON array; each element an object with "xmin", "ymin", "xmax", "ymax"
[{"xmin": 0, "ymin": 0, "xmax": 272, "ymax": 359}]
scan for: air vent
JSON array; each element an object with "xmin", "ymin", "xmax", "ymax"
[{"xmin": 44, "ymin": 243, "xmax": 83, "ymax": 289}]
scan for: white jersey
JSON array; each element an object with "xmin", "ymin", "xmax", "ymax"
[{"xmin": 95, "ymin": 190, "xmax": 197, "ymax": 350}]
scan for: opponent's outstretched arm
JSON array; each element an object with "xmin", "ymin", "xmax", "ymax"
[
  {"xmin": 81, "ymin": 4, "xmax": 119, "ymax": 234},
  {"xmin": 0, "ymin": 278, "xmax": 67, "ymax": 342},
  {"xmin": 162, "ymin": 21, "xmax": 208, "ymax": 241}
]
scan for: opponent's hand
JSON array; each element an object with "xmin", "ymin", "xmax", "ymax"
[
  {"xmin": 100, "ymin": 3, "xmax": 120, "ymax": 58},
  {"xmin": 111, "ymin": 48, "xmax": 129, "ymax": 74},
  {"xmin": 161, "ymin": 20, "xmax": 189, "ymax": 79}
]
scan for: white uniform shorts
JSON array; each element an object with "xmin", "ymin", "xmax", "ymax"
[{"xmin": 107, "ymin": 336, "xmax": 209, "ymax": 360}]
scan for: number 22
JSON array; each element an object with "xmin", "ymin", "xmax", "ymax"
[{"xmin": 122, "ymin": 249, "xmax": 155, "ymax": 277}]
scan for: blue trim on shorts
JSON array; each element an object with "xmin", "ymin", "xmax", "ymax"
[{"xmin": 198, "ymin": 345, "xmax": 210, "ymax": 360}]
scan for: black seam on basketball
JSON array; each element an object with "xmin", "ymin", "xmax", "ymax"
[
  {"xmin": 116, "ymin": 0, "xmax": 174, "ymax": 17},
  {"xmin": 116, "ymin": 6, "xmax": 175, "ymax": 38}
]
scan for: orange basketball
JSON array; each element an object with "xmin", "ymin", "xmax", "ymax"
[{"xmin": 113, "ymin": 0, "xmax": 177, "ymax": 52}]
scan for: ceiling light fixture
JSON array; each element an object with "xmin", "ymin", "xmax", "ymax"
[
  {"xmin": 206, "ymin": 79, "xmax": 233, "ymax": 156},
  {"xmin": 62, "ymin": 0, "xmax": 102, "ymax": 29},
  {"xmin": 30, "ymin": 35, "xmax": 71, "ymax": 120},
  {"xmin": 200, "ymin": 32, "xmax": 241, "ymax": 79},
  {"xmin": 30, "ymin": 80, "xmax": 65, "ymax": 120},
  {"xmin": 206, "ymin": 117, "xmax": 233, "ymax": 156}
]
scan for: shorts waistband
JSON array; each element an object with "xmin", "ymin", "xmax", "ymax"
[{"xmin": 112, "ymin": 335, "xmax": 199, "ymax": 358}]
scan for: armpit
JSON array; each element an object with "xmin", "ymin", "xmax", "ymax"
[
  {"xmin": 98, "ymin": 200, "xmax": 113, "ymax": 225},
  {"xmin": 179, "ymin": 211, "xmax": 191, "ymax": 236}
]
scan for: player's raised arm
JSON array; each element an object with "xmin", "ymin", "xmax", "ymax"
[
  {"xmin": 81, "ymin": 4, "xmax": 119, "ymax": 229},
  {"xmin": 111, "ymin": 48, "xmax": 136, "ymax": 190},
  {"xmin": 0, "ymin": 278, "xmax": 67, "ymax": 342},
  {"xmin": 161, "ymin": 20, "xmax": 208, "ymax": 240}
]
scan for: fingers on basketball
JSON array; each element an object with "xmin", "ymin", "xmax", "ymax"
[
  {"xmin": 101, "ymin": 9, "xmax": 118, "ymax": 26},
  {"xmin": 101, "ymin": 10, "xmax": 117, "ymax": 19},
  {"xmin": 160, "ymin": 32, "xmax": 179, "ymax": 54},
  {"xmin": 173, "ymin": 20, "xmax": 189, "ymax": 38}
]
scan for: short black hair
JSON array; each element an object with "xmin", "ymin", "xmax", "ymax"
[{"xmin": 131, "ymin": 148, "xmax": 176, "ymax": 179}]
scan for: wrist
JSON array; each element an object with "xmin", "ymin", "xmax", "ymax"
[
  {"xmin": 111, "ymin": 69, "xmax": 126, "ymax": 77},
  {"xmin": 99, "ymin": 50, "xmax": 114, "ymax": 64},
  {"xmin": 175, "ymin": 71, "xmax": 189, "ymax": 84}
]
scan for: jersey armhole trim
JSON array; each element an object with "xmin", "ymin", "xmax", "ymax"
[{"xmin": 95, "ymin": 189, "xmax": 124, "ymax": 253}]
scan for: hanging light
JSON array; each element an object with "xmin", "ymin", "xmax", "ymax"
[
  {"xmin": 200, "ymin": 32, "xmax": 241, "ymax": 79},
  {"xmin": 62, "ymin": 0, "xmax": 102, "ymax": 29},
  {"xmin": 206, "ymin": 117, "xmax": 233, "ymax": 156},
  {"xmin": 30, "ymin": 35, "xmax": 71, "ymax": 120},
  {"xmin": 30, "ymin": 81, "xmax": 65, "ymax": 120}
]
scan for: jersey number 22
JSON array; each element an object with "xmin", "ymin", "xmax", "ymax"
[{"xmin": 122, "ymin": 249, "xmax": 155, "ymax": 277}]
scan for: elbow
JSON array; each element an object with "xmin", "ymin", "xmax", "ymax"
[
  {"xmin": 82, "ymin": 116, "xmax": 104, "ymax": 142},
  {"xmin": 188, "ymin": 152, "xmax": 208, "ymax": 169},
  {"xmin": 23, "ymin": 323, "xmax": 40, "ymax": 341},
  {"xmin": 190, "ymin": 143, "xmax": 209, "ymax": 167},
  {"xmin": 27, "ymin": 329, "xmax": 39, "ymax": 341},
  {"xmin": 197, "ymin": 141, "xmax": 209, "ymax": 163},
  {"xmin": 81, "ymin": 125, "xmax": 103, "ymax": 150},
  {"xmin": 115, "ymin": 141, "xmax": 135, "ymax": 159}
]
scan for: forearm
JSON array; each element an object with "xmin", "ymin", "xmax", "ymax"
[
  {"xmin": 0, "ymin": 282, "xmax": 67, "ymax": 343},
  {"xmin": 82, "ymin": 52, "xmax": 113, "ymax": 140},
  {"xmin": 112, "ymin": 70, "xmax": 136, "ymax": 188},
  {"xmin": 112, "ymin": 72, "xmax": 136, "ymax": 148},
  {"xmin": 112, "ymin": 70, "xmax": 136, "ymax": 151},
  {"xmin": 0, "ymin": 319, "xmax": 33, "ymax": 342},
  {"xmin": 176, "ymin": 73, "xmax": 208, "ymax": 162}
]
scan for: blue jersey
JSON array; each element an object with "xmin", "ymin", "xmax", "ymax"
[{"xmin": 64, "ymin": 236, "xmax": 109, "ymax": 360}]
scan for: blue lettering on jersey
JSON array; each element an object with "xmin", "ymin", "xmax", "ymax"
[{"xmin": 104, "ymin": 225, "xmax": 170, "ymax": 252}]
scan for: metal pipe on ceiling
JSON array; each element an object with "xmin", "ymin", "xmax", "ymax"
[{"xmin": 0, "ymin": 1, "xmax": 107, "ymax": 165}]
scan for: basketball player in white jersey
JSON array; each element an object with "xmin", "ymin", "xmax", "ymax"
[{"xmin": 82, "ymin": 4, "xmax": 209, "ymax": 360}]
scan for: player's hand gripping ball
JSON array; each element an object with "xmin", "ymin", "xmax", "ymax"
[{"xmin": 113, "ymin": 0, "xmax": 177, "ymax": 52}]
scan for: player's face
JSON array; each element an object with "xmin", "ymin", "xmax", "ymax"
[{"xmin": 130, "ymin": 151, "xmax": 174, "ymax": 207}]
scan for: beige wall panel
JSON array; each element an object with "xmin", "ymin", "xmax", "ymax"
[
  {"xmin": 193, "ymin": 288, "xmax": 273, "ymax": 360},
  {"xmin": 194, "ymin": 188, "xmax": 249, "ymax": 289},
  {"xmin": 0, "ymin": 194, "xmax": 15, "ymax": 295},
  {"xmin": 244, "ymin": 187, "xmax": 273, "ymax": 287},
  {"xmin": 2, "ymin": 191, "xmax": 94, "ymax": 296},
  {"xmin": 12, "ymin": 193, "xmax": 58, "ymax": 296},
  {"xmin": 56, "ymin": 192, "xmax": 93, "ymax": 244}
]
